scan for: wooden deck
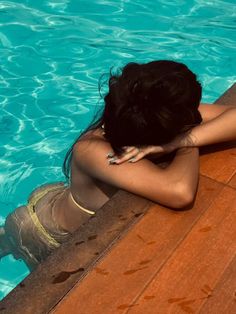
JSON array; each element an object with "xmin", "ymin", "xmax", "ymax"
[{"xmin": 51, "ymin": 93, "xmax": 236, "ymax": 313}]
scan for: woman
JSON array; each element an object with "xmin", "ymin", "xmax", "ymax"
[{"xmin": 0, "ymin": 60, "xmax": 235, "ymax": 270}]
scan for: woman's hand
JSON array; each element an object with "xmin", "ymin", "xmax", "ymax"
[
  {"xmin": 107, "ymin": 142, "xmax": 178, "ymax": 165},
  {"xmin": 107, "ymin": 146, "xmax": 164, "ymax": 164},
  {"xmin": 106, "ymin": 133, "xmax": 194, "ymax": 165}
]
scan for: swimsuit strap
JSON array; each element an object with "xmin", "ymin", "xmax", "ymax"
[{"xmin": 69, "ymin": 192, "xmax": 95, "ymax": 215}]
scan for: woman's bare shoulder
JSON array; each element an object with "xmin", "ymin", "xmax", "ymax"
[
  {"xmin": 73, "ymin": 128, "xmax": 114, "ymax": 173},
  {"xmin": 74, "ymin": 128, "xmax": 111, "ymax": 160},
  {"xmin": 72, "ymin": 128, "xmax": 181, "ymax": 206}
]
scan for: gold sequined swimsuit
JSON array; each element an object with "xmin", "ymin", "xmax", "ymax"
[{"xmin": 3, "ymin": 182, "xmax": 95, "ymax": 270}]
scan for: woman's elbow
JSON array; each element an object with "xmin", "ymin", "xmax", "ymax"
[{"xmin": 171, "ymin": 184, "xmax": 195, "ymax": 209}]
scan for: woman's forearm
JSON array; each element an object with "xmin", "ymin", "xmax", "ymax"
[
  {"xmin": 199, "ymin": 103, "xmax": 235, "ymax": 122},
  {"xmin": 181, "ymin": 107, "xmax": 236, "ymax": 148}
]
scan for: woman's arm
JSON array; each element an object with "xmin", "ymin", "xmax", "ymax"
[
  {"xmin": 161, "ymin": 147, "xmax": 199, "ymax": 207},
  {"xmin": 75, "ymin": 137, "xmax": 199, "ymax": 209},
  {"xmin": 199, "ymin": 103, "xmax": 235, "ymax": 122},
  {"xmin": 180, "ymin": 106, "xmax": 236, "ymax": 148},
  {"xmin": 110, "ymin": 104, "xmax": 236, "ymax": 165}
]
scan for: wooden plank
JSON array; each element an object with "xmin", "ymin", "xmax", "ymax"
[
  {"xmin": 199, "ymin": 254, "xmax": 236, "ymax": 314},
  {"xmin": 126, "ymin": 186, "xmax": 236, "ymax": 314},
  {"xmin": 229, "ymin": 172, "xmax": 236, "ymax": 189},
  {"xmin": 200, "ymin": 147, "xmax": 236, "ymax": 184},
  {"xmin": 199, "ymin": 82, "xmax": 236, "ymax": 184},
  {"xmin": 52, "ymin": 176, "xmax": 222, "ymax": 314}
]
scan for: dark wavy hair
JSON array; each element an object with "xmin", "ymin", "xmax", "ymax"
[{"xmin": 63, "ymin": 60, "xmax": 202, "ymax": 179}]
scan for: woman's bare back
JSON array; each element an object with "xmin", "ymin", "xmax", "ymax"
[
  {"xmin": 0, "ymin": 128, "xmax": 116, "ymax": 269},
  {"xmin": 53, "ymin": 127, "xmax": 117, "ymax": 232}
]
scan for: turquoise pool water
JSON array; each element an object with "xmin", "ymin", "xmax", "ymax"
[{"xmin": 0, "ymin": 0, "xmax": 235, "ymax": 300}]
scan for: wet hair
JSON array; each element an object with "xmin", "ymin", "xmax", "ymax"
[{"xmin": 63, "ymin": 60, "xmax": 202, "ymax": 179}]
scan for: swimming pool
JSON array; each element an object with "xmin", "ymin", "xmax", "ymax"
[{"xmin": 0, "ymin": 0, "xmax": 235, "ymax": 300}]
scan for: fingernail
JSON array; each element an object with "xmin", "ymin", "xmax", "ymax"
[
  {"xmin": 109, "ymin": 161, "xmax": 116, "ymax": 165},
  {"xmin": 109, "ymin": 157, "xmax": 117, "ymax": 162},
  {"xmin": 128, "ymin": 158, "xmax": 135, "ymax": 163},
  {"xmin": 108, "ymin": 157, "xmax": 117, "ymax": 164},
  {"xmin": 107, "ymin": 152, "xmax": 114, "ymax": 158}
]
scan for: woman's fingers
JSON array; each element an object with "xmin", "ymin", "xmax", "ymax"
[
  {"xmin": 108, "ymin": 146, "xmax": 148, "ymax": 164},
  {"xmin": 106, "ymin": 145, "xmax": 169, "ymax": 165},
  {"xmin": 111, "ymin": 147, "xmax": 139, "ymax": 164},
  {"xmin": 106, "ymin": 146, "xmax": 134, "ymax": 161},
  {"xmin": 127, "ymin": 149, "xmax": 146, "ymax": 163},
  {"xmin": 106, "ymin": 144, "xmax": 170, "ymax": 165}
]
